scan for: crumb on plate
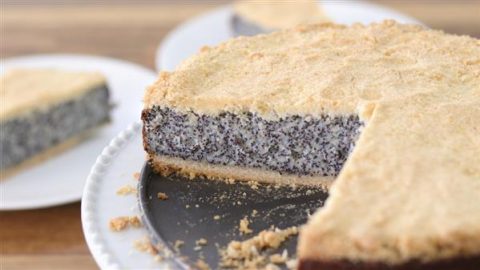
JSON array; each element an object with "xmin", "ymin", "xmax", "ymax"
[
  {"xmin": 116, "ymin": 184, "xmax": 137, "ymax": 195},
  {"xmin": 157, "ymin": 192, "xmax": 169, "ymax": 200},
  {"xmin": 133, "ymin": 238, "xmax": 158, "ymax": 255},
  {"xmin": 239, "ymin": 216, "xmax": 253, "ymax": 234},
  {"xmin": 109, "ymin": 216, "xmax": 142, "ymax": 231},
  {"xmin": 220, "ymin": 226, "xmax": 298, "ymax": 269},
  {"xmin": 196, "ymin": 259, "xmax": 210, "ymax": 270}
]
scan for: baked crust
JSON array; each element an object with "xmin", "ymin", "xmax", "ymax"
[
  {"xmin": 298, "ymin": 256, "xmax": 480, "ymax": 270},
  {"xmin": 147, "ymin": 154, "xmax": 333, "ymax": 188}
]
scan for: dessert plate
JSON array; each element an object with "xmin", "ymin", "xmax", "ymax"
[
  {"xmin": 82, "ymin": 122, "xmax": 328, "ymax": 269},
  {"xmin": 82, "ymin": 122, "xmax": 160, "ymax": 269},
  {"xmin": 156, "ymin": 1, "xmax": 422, "ymax": 71},
  {"xmin": 0, "ymin": 54, "xmax": 156, "ymax": 210}
]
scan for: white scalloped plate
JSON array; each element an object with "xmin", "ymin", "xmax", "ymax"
[
  {"xmin": 156, "ymin": 1, "xmax": 422, "ymax": 71},
  {"xmin": 82, "ymin": 122, "xmax": 173, "ymax": 269},
  {"xmin": 0, "ymin": 54, "xmax": 156, "ymax": 210}
]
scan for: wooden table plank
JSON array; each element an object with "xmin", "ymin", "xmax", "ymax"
[
  {"xmin": 3, "ymin": 255, "xmax": 97, "ymax": 270},
  {"xmin": 0, "ymin": 203, "xmax": 87, "ymax": 254},
  {"xmin": 1, "ymin": 1, "xmax": 478, "ymax": 269}
]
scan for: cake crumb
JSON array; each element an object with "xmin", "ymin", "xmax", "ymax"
[
  {"xmin": 270, "ymin": 249, "xmax": 288, "ymax": 264},
  {"xmin": 133, "ymin": 172, "xmax": 140, "ymax": 180},
  {"xmin": 220, "ymin": 226, "xmax": 298, "ymax": 269},
  {"xmin": 116, "ymin": 184, "xmax": 137, "ymax": 195},
  {"xmin": 194, "ymin": 238, "xmax": 208, "ymax": 251},
  {"xmin": 133, "ymin": 238, "xmax": 158, "ymax": 255},
  {"xmin": 196, "ymin": 238, "xmax": 208, "ymax": 246},
  {"xmin": 109, "ymin": 216, "xmax": 141, "ymax": 231},
  {"xmin": 265, "ymin": 263, "xmax": 281, "ymax": 270},
  {"xmin": 157, "ymin": 192, "xmax": 169, "ymax": 200},
  {"xmin": 239, "ymin": 216, "xmax": 253, "ymax": 234},
  {"xmin": 174, "ymin": 240, "xmax": 184, "ymax": 252},
  {"xmin": 128, "ymin": 216, "xmax": 142, "ymax": 228},
  {"xmin": 195, "ymin": 259, "xmax": 210, "ymax": 270},
  {"xmin": 286, "ymin": 258, "xmax": 298, "ymax": 269},
  {"xmin": 213, "ymin": 215, "xmax": 221, "ymax": 220},
  {"xmin": 188, "ymin": 172, "xmax": 196, "ymax": 179},
  {"xmin": 252, "ymin": 209, "xmax": 258, "ymax": 217},
  {"xmin": 247, "ymin": 181, "xmax": 259, "ymax": 190},
  {"xmin": 153, "ymin": 255, "xmax": 164, "ymax": 262}
]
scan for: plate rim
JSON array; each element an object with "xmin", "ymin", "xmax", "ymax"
[
  {"xmin": 2, "ymin": 53, "xmax": 155, "ymax": 75},
  {"xmin": 0, "ymin": 53, "xmax": 156, "ymax": 211},
  {"xmin": 81, "ymin": 121, "xmax": 142, "ymax": 270}
]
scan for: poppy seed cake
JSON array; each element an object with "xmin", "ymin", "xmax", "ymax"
[
  {"xmin": 1, "ymin": 69, "xmax": 110, "ymax": 177},
  {"xmin": 142, "ymin": 21, "xmax": 480, "ymax": 269}
]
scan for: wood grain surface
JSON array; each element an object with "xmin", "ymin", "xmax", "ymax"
[{"xmin": 1, "ymin": 1, "xmax": 479, "ymax": 269}]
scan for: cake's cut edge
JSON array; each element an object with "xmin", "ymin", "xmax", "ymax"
[
  {"xmin": 0, "ymin": 123, "xmax": 108, "ymax": 180},
  {"xmin": 298, "ymin": 256, "xmax": 480, "ymax": 270},
  {"xmin": 147, "ymin": 154, "xmax": 333, "ymax": 188},
  {"xmin": 142, "ymin": 106, "xmax": 362, "ymax": 178}
]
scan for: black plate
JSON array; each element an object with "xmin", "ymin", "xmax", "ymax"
[{"xmin": 138, "ymin": 162, "xmax": 329, "ymax": 269}]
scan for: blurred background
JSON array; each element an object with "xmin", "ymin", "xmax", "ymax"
[
  {"xmin": 1, "ymin": 1, "xmax": 479, "ymax": 269},
  {"xmin": 3, "ymin": 0, "xmax": 480, "ymax": 69}
]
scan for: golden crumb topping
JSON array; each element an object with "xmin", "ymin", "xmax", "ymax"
[
  {"xmin": 144, "ymin": 21, "xmax": 480, "ymax": 119},
  {"xmin": 1, "ymin": 69, "xmax": 106, "ymax": 121}
]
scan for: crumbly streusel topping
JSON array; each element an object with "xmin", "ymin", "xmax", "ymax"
[{"xmin": 144, "ymin": 21, "xmax": 480, "ymax": 119}]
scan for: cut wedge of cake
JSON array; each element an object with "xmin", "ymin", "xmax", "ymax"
[
  {"xmin": 1, "ymin": 69, "xmax": 110, "ymax": 177},
  {"xmin": 299, "ymin": 94, "xmax": 480, "ymax": 269},
  {"xmin": 142, "ymin": 21, "xmax": 480, "ymax": 268}
]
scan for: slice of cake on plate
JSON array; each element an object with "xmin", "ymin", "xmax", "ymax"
[
  {"xmin": 232, "ymin": 0, "xmax": 330, "ymax": 36},
  {"xmin": 1, "ymin": 69, "xmax": 110, "ymax": 178},
  {"xmin": 142, "ymin": 21, "xmax": 480, "ymax": 268}
]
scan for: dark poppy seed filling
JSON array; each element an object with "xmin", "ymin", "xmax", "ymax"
[
  {"xmin": 231, "ymin": 14, "xmax": 270, "ymax": 37},
  {"xmin": 0, "ymin": 86, "xmax": 110, "ymax": 170},
  {"xmin": 142, "ymin": 106, "xmax": 363, "ymax": 177}
]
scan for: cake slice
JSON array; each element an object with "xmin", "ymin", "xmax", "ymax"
[
  {"xmin": 232, "ymin": 0, "xmax": 331, "ymax": 36},
  {"xmin": 1, "ymin": 69, "xmax": 110, "ymax": 177},
  {"xmin": 142, "ymin": 21, "xmax": 480, "ymax": 268}
]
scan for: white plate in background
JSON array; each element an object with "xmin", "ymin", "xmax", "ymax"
[
  {"xmin": 156, "ymin": 1, "xmax": 422, "ymax": 71},
  {"xmin": 0, "ymin": 54, "xmax": 156, "ymax": 210}
]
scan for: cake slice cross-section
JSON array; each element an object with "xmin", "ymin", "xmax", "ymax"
[
  {"xmin": 142, "ymin": 21, "xmax": 480, "ymax": 268},
  {"xmin": 1, "ymin": 69, "xmax": 110, "ymax": 177}
]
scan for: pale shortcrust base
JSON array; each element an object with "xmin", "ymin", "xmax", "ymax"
[
  {"xmin": 0, "ymin": 124, "xmax": 107, "ymax": 180},
  {"xmin": 148, "ymin": 154, "xmax": 333, "ymax": 188}
]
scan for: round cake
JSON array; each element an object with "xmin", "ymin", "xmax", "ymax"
[{"xmin": 142, "ymin": 21, "xmax": 480, "ymax": 269}]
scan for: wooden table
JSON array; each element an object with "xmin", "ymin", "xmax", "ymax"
[{"xmin": 2, "ymin": 1, "xmax": 479, "ymax": 269}]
